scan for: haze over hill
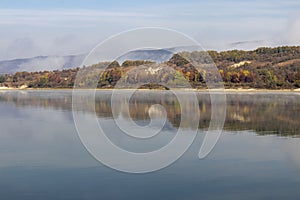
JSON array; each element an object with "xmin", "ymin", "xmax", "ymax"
[
  {"xmin": 0, "ymin": 46, "xmax": 202, "ymax": 74},
  {"xmin": 0, "ymin": 55, "xmax": 85, "ymax": 74},
  {"xmin": 1, "ymin": 46, "xmax": 300, "ymax": 90}
]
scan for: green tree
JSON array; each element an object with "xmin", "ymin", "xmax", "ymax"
[{"xmin": 0, "ymin": 75, "xmax": 5, "ymax": 83}]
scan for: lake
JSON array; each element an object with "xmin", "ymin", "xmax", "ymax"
[{"xmin": 0, "ymin": 90, "xmax": 300, "ymax": 199}]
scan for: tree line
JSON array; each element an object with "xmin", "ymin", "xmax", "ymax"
[{"xmin": 1, "ymin": 46, "xmax": 300, "ymax": 89}]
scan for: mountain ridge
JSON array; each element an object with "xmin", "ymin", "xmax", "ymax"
[
  {"xmin": 1, "ymin": 45, "xmax": 300, "ymax": 90},
  {"xmin": 0, "ymin": 46, "xmax": 204, "ymax": 74}
]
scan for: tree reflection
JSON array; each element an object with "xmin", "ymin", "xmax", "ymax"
[{"xmin": 0, "ymin": 91, "xmax": 299, "ymax": 136}]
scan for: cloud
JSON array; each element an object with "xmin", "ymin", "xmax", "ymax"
[
  {"xmin": 18, "ymin": 56, "xmax": 71, "ymax": 72},
  {"xmin": 5, "ymin": 38, "xmax": 37, "ymax": 58},
  {"xmin": 228, "ymin": 40, "xmax": 268, "ymax": 50},
  {"xmin": 0, "ymin": 0, "xmax": 300, "ymax": 60},
  {"xmin": 0, "ymin": 34, "xmax": 97, "ymax": 61},
  {"xmin": 0, "ymin": 9, "xmax": 159, "ymax": 26},
  {"xmin": 285, "ymin": 14, "xmax": 300, "ymax": 45}
]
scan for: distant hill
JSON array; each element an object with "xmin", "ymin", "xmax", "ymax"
[
  {"xmin": 0, "ymin": 46, "xmax": 203, "ymax": 74},
  {"xmin": 0, "ymin": 54, "xmax": 86, "ymax": 74},
  {"xmin": 1, "ymin": 46, "xmax": 300, "ymax": 90},
  {"xmin": 117, "ymin": 46, "xmax": 202, "ymax": 63},
  {"xmin": 117, "ymin": 49, "xmax": 172, "ymax": 63}
]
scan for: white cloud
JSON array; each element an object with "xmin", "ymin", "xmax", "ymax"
[
  {"xmin": 0, "ymin": 0, "xmax": 299, "ymax": 60},
  {"xmin": 0, "ymin": 9, "xmax": 159, "ymax": 26},
  {"xmin": 285, "ymin": 14, "xmax": 300, "ymax": 45}
]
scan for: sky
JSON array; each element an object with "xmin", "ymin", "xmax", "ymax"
[{"xmin": 1, "ymin": 0, "xmax": 300, "ymax": 60}]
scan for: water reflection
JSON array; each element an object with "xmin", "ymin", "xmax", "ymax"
[
  {"xmin": 0, "ymin": 90, "xmax": 299, "ymax": 136},
  {"xmin": 1, "ymin": 90, "xmax": 300, "ymax": 199}
]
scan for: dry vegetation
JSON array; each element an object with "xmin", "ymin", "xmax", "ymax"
[{"xmin": 1, "ymin": 46, "xmax": 300, "ymax": 89}]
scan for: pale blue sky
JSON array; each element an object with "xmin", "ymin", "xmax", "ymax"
[{"xmin": 0, "ymin": 0, "xmax": 300, "ymax": 60}]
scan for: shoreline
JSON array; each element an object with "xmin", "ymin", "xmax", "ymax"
[{"xmin": 1, "ymin": 87, "xmax": 300, "ymax": 93}]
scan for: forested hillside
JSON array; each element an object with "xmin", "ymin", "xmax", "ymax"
[{"xmin": 1, "ymin": 46, "xmax": 300, "ymax": 89}]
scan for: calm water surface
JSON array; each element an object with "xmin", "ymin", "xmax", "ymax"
[{"xmin": 0, "ymin": 90, "xmax": 300, "ymax": 200}]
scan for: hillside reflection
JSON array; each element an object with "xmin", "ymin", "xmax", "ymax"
[{"xmin": 0, "ymin": 90, "xmax": 299, "ymax": 136}]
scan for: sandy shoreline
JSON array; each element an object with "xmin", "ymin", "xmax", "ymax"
[{"xmin": 1, "ymin": 87, "xmax": 300, "ymax": 92}]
